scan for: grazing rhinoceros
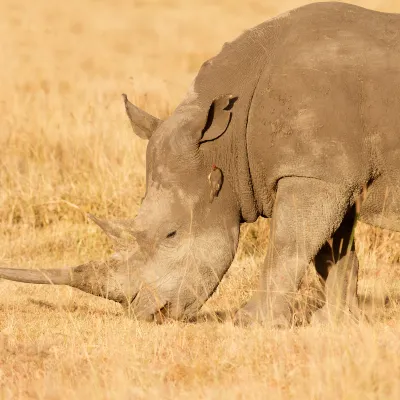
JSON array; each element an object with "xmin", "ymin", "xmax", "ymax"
[{"xmin": 1, "ymin": 2, "xmax": 400, "ymax": 326}]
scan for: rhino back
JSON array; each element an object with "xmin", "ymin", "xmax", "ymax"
[{"xmin": 246, "ymin": 2, "xmax": 400, "ymax": 216}]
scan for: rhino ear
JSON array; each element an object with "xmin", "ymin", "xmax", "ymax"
[
  {"xmin": 122, "ymin": 94, "xmax": 163, "ymax": 140},
  {"xmin": 200, "ymin": 95, "xmax": 237, "ymax": 143}
]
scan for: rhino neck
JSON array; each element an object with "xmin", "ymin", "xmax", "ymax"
[
  {"xmin": 186, "ymin": 23, "xmax": 285, "ymax": 222},
  {"xmin": 199, "ymin": 133, "xmax": 258, "ymax": 222},
  {"xmin": 192, "ymin": 86, "xmax": 263, "ymax": 223},
  {"xmin": 172, "ymin": 93, "xmax": 257, "ymax": 221}
]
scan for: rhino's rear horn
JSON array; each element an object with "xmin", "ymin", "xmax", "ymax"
[{"xmin": 87, "ymin": 214, "xmax": 136, "ymax": 250}]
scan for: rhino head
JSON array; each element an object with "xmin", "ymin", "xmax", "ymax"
[{"xmin": 0, "ymin": 91, "xmax": 243, "ymax": 321}]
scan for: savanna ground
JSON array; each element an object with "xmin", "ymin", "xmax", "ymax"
[{"xmin": 1, "ymin": 0, "xmax": 400, "ymax": 398}]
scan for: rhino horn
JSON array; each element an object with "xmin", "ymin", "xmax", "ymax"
[
  {"xmin": 87, "ymin": 214, "xmax": 136, "ymax": 250},
  {"xmin": 0, "ymin": 260, "xmax": 123, "ymax": 302},
  {"xmin": 122, "ymin": 93, "xmax": 162, "ymax": 140},
  {"xmin": 59, "ymin": 201, "xmax": 135, "ymax": 246},
  {"xmin": 88, "ymin": 213, "xmax": 131, "ymax": 238},
  {"xmin": 0, "ymin": 267, "xmax": 73, "ymax": 285}
]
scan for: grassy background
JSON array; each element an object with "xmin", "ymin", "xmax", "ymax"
[{"xmin": 1, "ymin": 0, "xmax": 400, "ymax": 398}]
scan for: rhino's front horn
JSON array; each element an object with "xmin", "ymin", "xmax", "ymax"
[
  {"xmin": 0, "ymin": 259, "xmax": 124, "ymax": 302},
  {"xmin": 0, "ymin": 266, "xmax": 73, "ymax": 285}
]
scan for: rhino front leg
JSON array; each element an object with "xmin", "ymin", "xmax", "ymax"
[
  {"xmin": 312, "ymin": 205, "xmax": 362, "ymax": 324},
  {"xmin": 235, "ymin": 177, "xmax": 350, "ymax": 327}
]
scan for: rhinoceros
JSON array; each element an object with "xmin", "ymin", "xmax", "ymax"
[{"xmin": 1, "ymin": 2, "xmax": 400, "ymax": 326}]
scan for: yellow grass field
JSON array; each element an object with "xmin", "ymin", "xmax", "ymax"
[{"xmin": 1, "ymin": 0, "xmax": 400, "ymax": 398}]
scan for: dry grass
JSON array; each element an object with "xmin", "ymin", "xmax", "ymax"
[{"xmin": 1, "ymin": 0, "xmax": 400, "ymax": 398}]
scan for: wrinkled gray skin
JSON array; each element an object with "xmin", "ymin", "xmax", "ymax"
[{"xmin": 1, "ymin": 2, "xmax": 400, "ymax": 326}]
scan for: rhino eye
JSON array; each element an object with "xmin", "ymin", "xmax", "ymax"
[{"xmin": 166, "ymin": 230, "xmax": 177, "ymax": 239}]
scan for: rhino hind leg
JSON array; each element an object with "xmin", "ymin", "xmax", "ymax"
[
  {"xmin": 311, "ymin": 206, "xmax": 363, "ymax": 325},
  {"xmin": 235, "ymin": 177, "xmax": 352, "ymax": 327}
]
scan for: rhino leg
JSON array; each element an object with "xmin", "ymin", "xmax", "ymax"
[
  {"xmin": 235, "ymin": 177, "xmax": 351, "ymax": 327},
  {"xmin": 312, "ymin": 206, "xmax": 363, "ymax": 325},
  {"xmin": 358, "ymin": 176, "xmax": 400, "ymax": 232}
]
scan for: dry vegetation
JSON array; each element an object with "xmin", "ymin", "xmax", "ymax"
[{"xmin": 1, "ymin": 0, "xmax": 400, "ymax": 398}]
